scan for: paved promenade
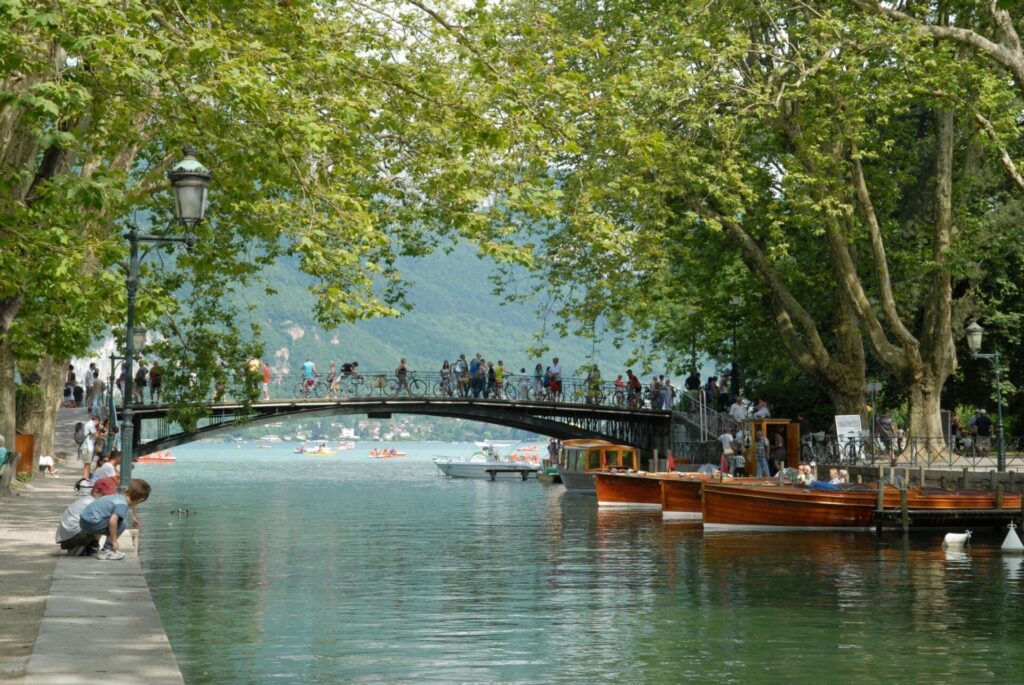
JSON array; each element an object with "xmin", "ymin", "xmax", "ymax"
[{"xmin": 0, "ymin": 472, "xmax": 184, "ymax": 684}]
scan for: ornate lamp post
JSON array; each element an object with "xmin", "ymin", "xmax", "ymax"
[
  {"xmin": 121, "ymin": 147, "xmax": 210, "ymax": 489},
  {"xmin": 965, "ymin": 321, "xmax": 1005, "ymax": 472}
]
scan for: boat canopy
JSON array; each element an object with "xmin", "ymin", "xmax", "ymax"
[{"xmin": 560, "ymin": 440, "xmax": 637, "ymax": 472}]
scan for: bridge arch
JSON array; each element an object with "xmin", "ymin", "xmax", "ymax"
[{"xmin": 132, "ymin": 398, "xmax": 680, "ymax": 462}]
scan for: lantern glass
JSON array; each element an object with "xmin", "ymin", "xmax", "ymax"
[
  {"xmin": 132, "ymin": 325, "xmax": 148, "ymax": 352},
  {"xmin": 966, "ymin": 321, "xmax": 983, "ymax": 353},
  {"xmin": 168, "ymin": 147, "xmax": 212, "ymax": 226}
]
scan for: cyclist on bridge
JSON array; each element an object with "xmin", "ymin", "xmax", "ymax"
[{"xmin": 302, "ymin": 357, "xmax": 319, "ymax": 394}]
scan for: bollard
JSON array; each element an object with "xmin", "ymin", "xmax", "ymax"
[
  {"xmin": 996, "ymin": 483, "xmax": 1004, "ymax": 510},
  {"xmin": 962, "ymin": 467, "xmax": 969, "ymax": 490},
  {"xmin": 878, "ymin": 463, "xmax": 885, "ymax": 486},
  {"xmin": 857, "ymin": 474, "xmax": 863, "ymax": 484},
  {"xmin": 902, "ymin": 466, "xmax": 910, "ymax": 489},
  {"xmin": 919, "ymin": 465, "xmax": 925, "ymax": 489},
  {"xmin": 940, "ymin": 475, "xmax": 946, "ymax": 490},
  {"xmin": 900, "ymin": 487, "xmax": 909, "ymax": 532}
]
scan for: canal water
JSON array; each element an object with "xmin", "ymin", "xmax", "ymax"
[{"xmin": 137, "ymin": 442, "xmax": 1024, "ymax": 684}]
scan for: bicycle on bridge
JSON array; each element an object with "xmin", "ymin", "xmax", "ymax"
[{"xmin": 277, "ymin": 370, "xmax": 671, "ymax": 409}]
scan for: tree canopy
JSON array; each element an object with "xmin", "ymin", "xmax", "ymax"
[{"xmin": 410, "ymin": 0, "xmax": 1024, "ymax": 436}]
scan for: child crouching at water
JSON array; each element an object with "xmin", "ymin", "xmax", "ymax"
[{"xmin": 78, "ymin": 479, "xmax": 151, "ymax": 561}]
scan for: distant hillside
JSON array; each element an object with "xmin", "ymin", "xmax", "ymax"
[{"xmin": 235, "ymin": 246, "xmax": 640, "ymax": 379}]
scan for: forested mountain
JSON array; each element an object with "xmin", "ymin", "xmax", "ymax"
[{"xmin": 239, "ymin": 246, "xmax": 638, "ymax": 379}]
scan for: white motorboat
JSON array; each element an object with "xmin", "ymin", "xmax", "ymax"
[{"xmin": 434, "ymin": 447, "xmax": 540, "ymax": 480}]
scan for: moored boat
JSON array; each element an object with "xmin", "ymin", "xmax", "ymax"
[
  {"xmin": 137, "ymin": 450, "xmax": 175, "ymax": 463},
  {"xmin": 659, "ymin": 473, "xmax": 765, "ymax": 520},
  {"xmin": 594, "ymin": 471, "xmax": 675, "ymax": 510},
  {"xmin": 557, "ymin": 440, "xmax": 639, "ymax": 494},
  {"xmin": 433, "ymin": 446, "xmax": 539, "ymax": 479},
  {"xmin": 703, "ymin": 480, "xmax": 1023, "ymax": 531},
  {"xmin": 702, "ymin": 481, "xmax": 891, "ymax": 531}
]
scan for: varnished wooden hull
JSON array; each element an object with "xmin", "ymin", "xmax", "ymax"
[
  {"xmin": 703, "ymin": 483, "xmax": 1022, "ymax": 531},
  {"xmin": 703, "ymin": 482, "xmax": 888, "ymax": 531},
  {"xmin": 660, "ymin": 475, "xmax": 766, "ymax": 520},
  {"xmin": 594, "ymin": 472, "xmax": 671, "ymax": 510},
  {"xmin": 661, "ymin": 476, "xmax": 705, "ymax": 520}
]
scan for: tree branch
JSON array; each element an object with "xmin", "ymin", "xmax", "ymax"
[
  {"xmin": 823, "ymin": 214, "xmax": 908, "ymax": 369},
  {"xmin": 849, "ymin": 143, "xmax": 919, "ymax": 350},
  {"xmin": 974, "ymin": 111, "xmax": 1024, "ymax": 192},
  {"xmin": 690, "ymin": 201, "xmax": 835, "ymax": 373},
  {"xmin": 850, "ymin": 0, "xmax": 1024, "ymax": 98}
]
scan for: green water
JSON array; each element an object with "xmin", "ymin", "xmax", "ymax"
[{"xmin": 137, "ymin": 442, "xmax": 1024, "ymax": 684}]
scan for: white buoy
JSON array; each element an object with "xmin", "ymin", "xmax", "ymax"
[
  {"xmin": 942, "ymin": 530, "xmax": 972, "ymax": 549},
  {"xmin": 1002, "ymin": 522, "xmax": 1024, "ymax": 553}
]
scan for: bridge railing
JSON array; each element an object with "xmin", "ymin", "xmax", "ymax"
[{"xmin": 138, "ymin": 371, "xmax": 678, "ymax": 411}]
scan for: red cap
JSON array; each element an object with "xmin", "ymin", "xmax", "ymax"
[{"xmin": 91, "ymin": 477, "xmax": 118, "ymax": 497}]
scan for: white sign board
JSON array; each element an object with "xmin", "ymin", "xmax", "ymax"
[{"xmin": 834, "ymin": 414, "xmax": 863, "ymax": 442}]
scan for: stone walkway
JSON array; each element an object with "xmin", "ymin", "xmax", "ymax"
[
  {"xmin": 23, "ymin": 550, "xmax": 183, "ymax": 685},
  {"xmin": 0, "ymin": 434, "xmax": 183, "ymax": 684}
]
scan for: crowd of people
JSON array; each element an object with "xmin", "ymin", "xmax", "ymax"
[
  {"xmin": 285, "ymin": 353, "xmax": 686, "ymax": 408},
  {"xmin": 63, "ymin": 361, "xmax": 164, "ymax": 410},
  {"xmin": 52, "ymin": 414, "xmax": 153, "ymax": 560}
]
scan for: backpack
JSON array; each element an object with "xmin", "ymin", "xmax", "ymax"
[
  {"xmin": 74, "ymin": 422, "xmax": 85, "ymax": 445},
  {"xmin": 135, "ymin": 368, "xmax": 147, "ymax": 385}
]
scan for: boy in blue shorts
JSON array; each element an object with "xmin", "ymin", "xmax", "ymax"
[{"xmin": 78, "ymin": 479, "xmax": 151, "ymax": 560}]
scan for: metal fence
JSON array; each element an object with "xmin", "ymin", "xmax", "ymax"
[
  {"xmin": 128, "ymin": 371, "xmax": 682, "ymax": 411},
  {"xmin": 677, "ymin": 433, "xmax": 1024, "ymax": 470}
]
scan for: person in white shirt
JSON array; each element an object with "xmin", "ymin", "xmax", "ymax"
[
  {"xmin": 88, "ymin": 451, "xmax": 120, "ymax": 484},
  {"xmin": 718, "ymin": 429, "xmax": 735, "ymax": 473},
  {"xmin": 81, "ymin": 416, "xmax": 99, "ymax": 479},
  {"xmin": 752, "ymin": 399, "xmax": 771, "ymax": 419},
  {"xmin": 549, "ymin": 357, "xmax": 563, "ymax": 400},
  {"xmin": 729, "ymin": 397, "xmax": 747, "ymax": 423}
]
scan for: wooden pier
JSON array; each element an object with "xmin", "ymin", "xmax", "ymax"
[{"xmin": 485, "ymin": 468, "xmax": 532, "ymax": 481}]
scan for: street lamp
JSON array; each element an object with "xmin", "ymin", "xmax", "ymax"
[
  {"xmin": 965, "ymin": 321, "xmax": 1006, "ymax": 472},
  {"xmin": 121, "ymin": 147, "xmax": 211, "ymax": 490}
]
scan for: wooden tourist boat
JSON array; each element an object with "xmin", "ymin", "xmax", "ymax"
[
  {"xmin": 659, "ymin": 473, "xmax": 767, "ymax": 520},
  {"xmin": 702, "ymin": 481, "xmax": 1023, "ymax": 531},
  {"xmin": 702, "ymin": 481, "xmax": 894, "ymax": 531},
  {"xmin": 556, "ymin": 440, "xmax": 638, "ymax": 495},
  {"xmin": 594, "ymin": 471, "xmax": 676, "ymax": 510}
]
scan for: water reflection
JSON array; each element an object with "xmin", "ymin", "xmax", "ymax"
[
  {"xmin": 138, "ymin": 444, "xmax": 1024, "ymax": 684},
  {"xmin": 1003, "ymin": 555, "xmax": 1024, "ymax": 581}
]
